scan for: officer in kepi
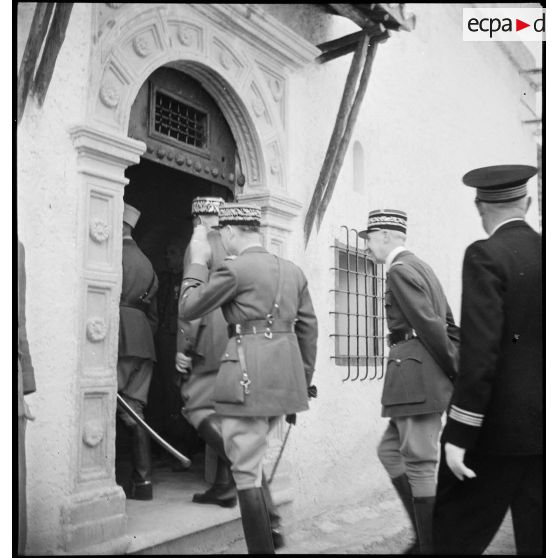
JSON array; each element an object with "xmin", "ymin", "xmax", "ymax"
[
  {"xmin": 433, "ymin": 165, "xmax": 542, "ymax": 555},
  {"xmin": 116, "ymin": 203, "xmax": 159, "ymax": 500},
  {"xmin": 179, "ymin": 203, "xmax": 318, "ymax": 554},
  {"xmin": 359, "ymin": 209, "xmax": 460, "ymax": 555},
  {"xmin": 175, "ymin": 196, "xmax": 238, "ymax": 507}
]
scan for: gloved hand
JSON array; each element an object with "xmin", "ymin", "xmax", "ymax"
[
  {"xmin": 286, "ymin": 413, "xmax": 297, "ymax": 425},
  {"xmin": 189, "ymin": 224, "xmax": 212, "ymax": 266},
  {"xmin": 175, "ymin": 352, "xmax": 192, "ymax": 374},
  {"xmin": 307, "ymin": 385, "xmax": 318, "ymax": 399}
]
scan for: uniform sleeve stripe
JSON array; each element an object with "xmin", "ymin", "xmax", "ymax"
[
  {"xmin": 449, "ymin": 408, "xmax": 483, "ymax": 427},
  {"xmin": 451, "ymin": 405, "xmax": 484, "ymax": 419}
]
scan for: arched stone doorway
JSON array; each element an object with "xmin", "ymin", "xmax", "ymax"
[{"xmin": 63, "ymin": 4, "xmax": 317, "ymax": 553}]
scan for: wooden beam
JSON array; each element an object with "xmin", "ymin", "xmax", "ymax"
[
  {"xmin": 17, "ymin": 3, "xmax": 55, "ymax": 125},
  {"xmin": 316, "ymin": 41, "xmax": 380, "ymax": 229},
  {"xmin": 304, "ymin": 31, "xmax": 372, "ymax": 245},
  {"xmin": 32, "ymin": 3, "xmax": 74, "ymax": 107},
  {"xmin": 316, "ymin": 25, "xmax": 386, "ymax": 64},
  {"xmin": 328, "ymin": 3, "xmax": 374, "ymax": 28}
]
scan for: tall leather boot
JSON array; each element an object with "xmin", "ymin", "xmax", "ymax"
[
  {"xmin": 262, "ymin": 473, "xmax": 284, "ymax": 549},
  {"xmin": 391, "ymin": 474, "xmax": 419, "ymax": 554},
  {"xmin": 412, "ymin": 496, "xmax": 435, "ymax": 555},
  {"xmin": 192, "ymin": 455, "xmax": 237, "ymax": 507},
  {"xmin": 237, "ymin": 487, "xmax": 275, "ymax": 554},
  {"xmin": 128, "ymin": 425, "xmax": 153, "ymax": 500}
]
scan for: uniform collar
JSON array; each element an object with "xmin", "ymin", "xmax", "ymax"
[
  {"xmin": 490, "ymin": 217, "xmax": 525, "ymax": 236},
  {"xmin": 239, "ymin": 245, "xmax": 267, "ymax": 255},
  {"xmin": 385, "ymin": 246, "xmax": 408, "ymax": 271}
]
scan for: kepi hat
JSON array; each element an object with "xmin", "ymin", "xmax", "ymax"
[
  {"xmin": 462, "ymin": 164, "xmax": 537, "ymax": 203},
  {"xmin": 123, "ymin": 203, "xmax": 141, "ymax": 228},
  {"xmin": 358, "ymin": 209, "xmax": 407, "ymax": 239},
  {"xmin": 217, "ymin": 203, "xmax": 261, "ymax": 228},
  {"xmin": 191, "ymin": 196, "xmax": 225, "ymax": 216}
]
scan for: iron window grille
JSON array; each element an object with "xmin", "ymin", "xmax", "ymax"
[
  {"xmin": 151, "ymin": 88, "xmax": 209, "ymax": 152},
  {"xmin": 331, "ymin": 227, "xmax": 387, "ymax": 381}
]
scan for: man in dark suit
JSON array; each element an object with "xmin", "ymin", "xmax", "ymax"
[
  {"xmin": 18, "ymin": 239, "xmax": 36, "ymax": 555},
  {"xmin": 117, "ymin": 203, "xmax": 159, "ymax": 500},
  {"xmin": 179, "ymin": 203, "xmax": 318, "ymax": 554},
  {"xmin": 359, "ymin": 210, "xmax": 459, "ymax": 554},
  {"xmin": 433, "ymin": 165, "xmax": 542, "ymax": 555}
]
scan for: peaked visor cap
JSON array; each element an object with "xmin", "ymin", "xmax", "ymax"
[
  {"xmin": 358, "ymin": 209, "xmax": 407, "ymax": 239},
  {"xmin": 218, "ymin": 203, "xmax": 262, "ymax": 227},
  {"xmin": 191, "ymin": 196, "xmax": 225, "ymax": 216},
  {"xmin": 462, "ymin": 164, "xmax": 538, "ymax": 203}
]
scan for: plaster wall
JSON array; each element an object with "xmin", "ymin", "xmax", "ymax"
[
  {"xmin": 17, "ymin": 3, "xmax": 92, "ymax": 553},
  {"xmin": 263, "ymin": 3, "xmax": 539, "ymax": 520}
]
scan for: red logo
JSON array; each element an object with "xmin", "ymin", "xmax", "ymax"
[{"xmin": 516, "ymin": 18, "xmax": 530, "ymax": 31}]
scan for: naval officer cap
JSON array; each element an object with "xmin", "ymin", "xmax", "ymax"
[
  {"xmin": 191, "ymin": 196, "xmax": 225, "ymax": 216},
  {"xmin": 123, "ymin": 203, "xmax": 141, "ymax": 228},
  {"xmin": 217, "ymin": 203, "xmax": 261, "ymax": 228},
  {"xmin": 358, "ymin": 209, "xmax": 407, "ymax": 239},
  {"xmin": 462, "ymin": 164, "xmax": 538, "ymax": 203}
]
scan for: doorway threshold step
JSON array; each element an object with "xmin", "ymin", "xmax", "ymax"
[{"xmin": 125, "ymin": 471, "xmax": 293, "ymax": 555}]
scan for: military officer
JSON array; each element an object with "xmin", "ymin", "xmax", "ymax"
[
  {"xmin": 433, "ymin": 165, "xmax": 542, "ymax": 555},
  {"xmin": 18, "ymin": 238, "xmax": 36, "ymax": 555},
  {"xmin": 117, "ymin": 203, "xmax": 159, "ymax": 500},
  {"xmin": 175, "ymin": 196, "xmax": 236, "ymax": 506},
  {"xmin": 359, "ymin": 209, "xmax": 459, "ymax": 554},
  {"xmin": 179, "ymin": 203, "xmax": 318, "ymax": 554}
]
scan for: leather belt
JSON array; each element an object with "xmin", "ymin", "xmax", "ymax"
[
  {"xmin": 228, "ymin": 319, "xmax": 296, "ymax": 339},
  {"xmin": 388, "ymin": 329, "xmax": 417, "ymax": 347},
  {"xmin": 120, "ymin": 302, "xmax": 147, "ymax": 313}
]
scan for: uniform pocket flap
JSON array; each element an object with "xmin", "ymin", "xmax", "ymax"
[{"xmin": 381, "ymin": 353, "xmax": 426, "ymax": 406}]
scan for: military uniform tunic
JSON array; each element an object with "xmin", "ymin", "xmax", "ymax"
[{"xmin": 179, "ymin": 245, "xmax": 318, "ymax": 418}]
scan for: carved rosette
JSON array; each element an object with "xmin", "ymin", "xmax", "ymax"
[
  {"xmin": 270, "ymin": 79, "xmax": 283, "ymax": 102},
  {"xmin": 89, "ymin": 218, "xmax": 110, "ymax": 243},
  {"xmin": 86, "ymin": 317, "xmax": 107, "ymax": 343},
  {"xmin": 177, "ymin": 25, "xmax": 194, "ymax": 46},
  {"xmin": 219, "ymin": 50, "xmax": 233, "ymax": 70},
  {"xmin": 133, "ymin": 35, "xmax": 151, "ymax": 58},
  {"xmin": 99, "ymin": 83, "xmax": 120, "ymax": 108},
  {"xmin": 83, "ymin": 421, "xmax": 104, "ymax": 447},
  {"xmin": 252, "ymin": 98, "xmax": 265, "ymax": 117}
]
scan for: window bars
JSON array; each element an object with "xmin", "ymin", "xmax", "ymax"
[
  {"xmin": 331, "ymin": 226, "xmax": 387, "ymax": 381},
  {"xmin": 154, "ymin": 91, "xmax": 207, "ymax": 149}
]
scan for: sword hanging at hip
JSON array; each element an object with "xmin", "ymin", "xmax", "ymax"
[{"xmin": 116, "ymin": 393, "xmax": 192, "ymax": 469}]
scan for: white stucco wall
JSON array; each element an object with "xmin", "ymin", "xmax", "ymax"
[
  {"xmin": 265, "ymin": 3, "xmax": 539, "ymax": 520},
  {"xmin": 17, "ymin": 3, "xmax": 92, "ymax": 553}
]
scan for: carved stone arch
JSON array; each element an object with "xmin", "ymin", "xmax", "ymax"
[{"xmin": 90, "ymin": 3, "xmax": 289, "ymax": 190}]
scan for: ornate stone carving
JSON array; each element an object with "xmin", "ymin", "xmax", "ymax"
[
  {"xmin": 219, "ymin": 50, "xmax": 233, "ymax": 70},
  {"xmin": 269, "ymin": 79, "xmax": 283, "ymax": 102},
  {"xmin": 252, "ymin": 97, "xmax": 265, "ymax": 117},
  {"xmin": 89, "ymin": 218, "xmax": 110, "ymax": 243},
  {"xmin": 270, "ymin": 161, "xmax": 280, "ymax": 175},
  {"xmin": 86, "ymin": 317, "xmax": 107, "ymax": 343},
  {"xmin": 83, "ymin": 421, "xmax": 104, "ymax": 447},
  {"xmin": 177, "ymin": 25, "xmax": 194, "ymax": 46},
  {"xmin": 133, "ymin": 35, "xmax": 151, "ymax": 57},
  {"xmin": 99, "ymin": 83, "xmax": 120, "ymax": 108}
]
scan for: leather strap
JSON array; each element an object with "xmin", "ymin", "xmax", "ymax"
[{"xmin": 228, "ymin": 319, "xmax": 295, "ymax": 338}]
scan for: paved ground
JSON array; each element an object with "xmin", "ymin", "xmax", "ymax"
[{"xmin": 223, "ymin": 495, "xmax": 516, "ymax": 554}]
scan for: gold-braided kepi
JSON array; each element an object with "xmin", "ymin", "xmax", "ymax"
[
  {"xmin": 358, "ymin": 209, "xmax": 407, "ymax": 239},
  {"xmin": 217, "ymin": 203, "xmax": 261, "ymax": 227},
  {"xmin": 191, "ymin": 196, "xmax": 225, "ymax": 216}
]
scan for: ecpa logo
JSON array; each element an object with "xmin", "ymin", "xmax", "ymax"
[{"xmin": 463, "ymin": 8, "xmax": 545, "ymax": 42}]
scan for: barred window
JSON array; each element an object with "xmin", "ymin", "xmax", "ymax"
[
  {"xmin": 153, "ymin": 90, "xmax": 207, "ymax": 149},
  {"xmin": 331, "ymin": 228, "xmax": 387, "ymax": 381}
]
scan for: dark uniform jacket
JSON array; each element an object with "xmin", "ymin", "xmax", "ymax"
[
  {"xmin": 18, "ymin": 240, "xmax": 36, "ymax": 417},
  {"xmin": 118, "ymin": 237, "xmax": 159, "ymax": 361},
  {"xmin": 178, "ymin": 231, "xmax": 229, "ymax": 413},
  {"xmin": 382, "ymin": 250, "xmax": 459, "ymax": 418},
  {"xmin": 179, "ymin": 245, "xmax": 318, "ymax": 417},
  {"xmin": 442, "ymin": 220, "xmax": 542, "ymax": 455}
]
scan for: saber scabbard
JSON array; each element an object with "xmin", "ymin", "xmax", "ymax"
[
  {"xmin": 117, "ymin": 394, "xmax": 192, "ymax": 469},
  {"xmin": 268, "ymin": 423, "xmax": 292, "ymax": 484}
]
